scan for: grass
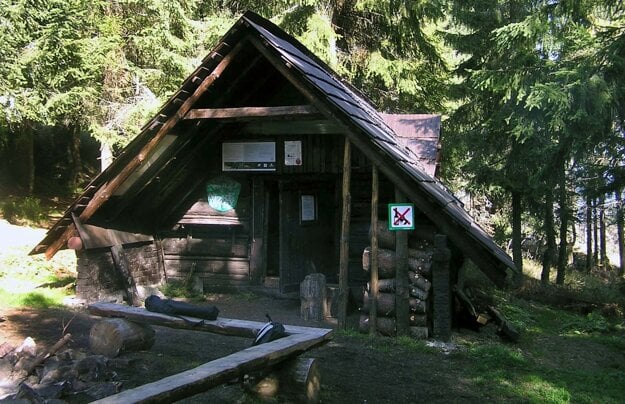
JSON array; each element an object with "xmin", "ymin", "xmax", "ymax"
[
  {"xmin": 449, "ymin": 260, "xmax": 625, "ymax": 403},
  {"xmin": 0, "ymin": 244, "xmax": 76, "ymax": 309}
]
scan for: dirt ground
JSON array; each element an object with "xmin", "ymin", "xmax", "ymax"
[{"xmin": 0, "ymin": 293, "xmax": 488, "ymax": 403}]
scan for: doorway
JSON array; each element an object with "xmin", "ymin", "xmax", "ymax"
[{"xmin": 278, "ymin": 180, "xmax": 336, "ymax": 293}]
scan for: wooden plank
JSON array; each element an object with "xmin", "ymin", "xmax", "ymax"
[
  {"xmin": 184, "ymin": 105, "xmax": 319, "ymax": 120},
  {"xmin": 164, "ymin": 256, "xmax": 248, "ymax": 268},
  {"xmin": 161, "ymin": 237, "xmax": 249, "ymax": 258},
  {"xmin": 91, "ymin": 331, "xmax": 332, "ymax": 404},
  {"xmin": 338, "ymin": 138, "xmax": 351, "ymax": 329}
]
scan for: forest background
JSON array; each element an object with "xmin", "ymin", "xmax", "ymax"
[{"xmin": 1, "ymin": 0, "xmax": 625, "ymax": 287}]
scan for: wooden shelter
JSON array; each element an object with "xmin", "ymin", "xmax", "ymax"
[{"xmin": 32, "ymin": 12, "xmax": 515, "ymax": 319}]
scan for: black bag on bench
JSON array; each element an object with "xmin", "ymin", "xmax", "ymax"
[{"xmin": 145, "ymin": 295, "xmax": 219, "ymax": 321}]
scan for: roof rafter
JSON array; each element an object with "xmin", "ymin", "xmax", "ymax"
[
  {"xmin": 42, "ymin": 40, "xmax": 248, "ymax": 259},
  {"xmin": 184, "ymin": 105, "xmax": 320, "ymax": 121}
]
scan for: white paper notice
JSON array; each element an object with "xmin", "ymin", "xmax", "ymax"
[{"xmin": 285, "ymin": 141, "xmax": 302, "ymax": 166}]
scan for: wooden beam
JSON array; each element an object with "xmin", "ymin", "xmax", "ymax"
[
  {"xmin": 87, "ymin": 302, "xmax": 333, "ymax": 403},
  {"xmin": 369, "ymin": 166, "xmax": 379, "ymax": 335},
  {"xmin": 338, "ymin": 138, "xmax": 351, "ymax": 330},
  {"xmin": 91, "ymin": 332, "xmax": 330, "ymax": 404},
  {"xmin": 44, "ymin": 223, "xmax": 76, "ymax": 260},
  {"xmin": 88, "ymin": 302, "xmax": 333, "ymax": 339},
  {"xmin": 43, "ymin": 40, "xmax": 246, "ymax": 260},
  {"xmin": 184, "ymin": 105, "xmax": 319, "ymax": 121}
]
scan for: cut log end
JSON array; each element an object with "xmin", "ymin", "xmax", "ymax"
[
  {"xmin": 245, "ymin": 357, "xmax": 321, "ymax": 404},
  {"xmin": 89, "ymin": 318, "xmax": 155, "ymax": 358}
]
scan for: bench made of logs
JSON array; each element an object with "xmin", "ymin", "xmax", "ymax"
[{"xmin": 87, "ymin": 302, "xmax": 334, "ymax": 403}]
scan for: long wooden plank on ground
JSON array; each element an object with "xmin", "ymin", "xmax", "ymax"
[
  {"xmin": 88, "ymin": 302, "xmax": 333, "ymax": 403},
  {"xmin": 92, "ymin": 332, "xmax": 330, "ymax": 403},
  {"xmin": 88, "ymin": 302, "xmax": 332, "ymax": 338}
]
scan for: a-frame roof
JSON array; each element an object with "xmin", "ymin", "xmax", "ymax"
[{"xmin": 32, "ymin": 11, "xmax": 515, "ymax": 286}]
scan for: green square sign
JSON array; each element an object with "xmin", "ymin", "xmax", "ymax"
[{"xmin": 388, "ymin": 203, "xmax": 415, "ymax": 230}]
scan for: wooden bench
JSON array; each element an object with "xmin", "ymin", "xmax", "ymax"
[{"xmin": 87, "ymin": 302, "xmax": 334, "ymax": 403}]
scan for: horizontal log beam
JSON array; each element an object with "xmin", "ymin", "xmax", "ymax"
[
  {"xmin": 88, "ymin": 302, "xmax": 332, "ymax": 339},
  {"xmin": 183, "ymin": 105, "xmax": 319, "ymax": 121},
  {"xmin": 92, "ymin": 332, "xmax": 329, "ymax": 403},
  {"xmin": 88, "ymin": 302, "xmax": 333, "ymax": 403}
]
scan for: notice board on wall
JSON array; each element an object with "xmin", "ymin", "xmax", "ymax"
[{"xmin": 222, "ymin": 142, "xmax": 276, "ymax": 171}]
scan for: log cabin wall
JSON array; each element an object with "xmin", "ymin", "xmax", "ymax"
[{"xmin": 155, "ymin": 132, "xmax": 349, "ymax": 292}]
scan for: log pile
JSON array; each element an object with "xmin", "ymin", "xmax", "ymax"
[
  {"xmin": 0, "ymin": 336, "xmax": 127, "ymax": 401},
  {"xmin": 359, "ymin": 241, "xmax": 434, "ymax": 338}
]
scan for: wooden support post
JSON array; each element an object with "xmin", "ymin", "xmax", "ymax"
[
  {"xmin": 432, "ymin": 234, "xmax": 452, "ymax": 341},
  {"xmin": 369, "ymin": 165, "xmax": 379, "ymax": 335},
  {"xmin": 394, "ymin": 188, "xmax": 410, "ymax": 336},
  {"xmin": 338, "ymin": 138, "xmax": 352, "ymax": 329}
]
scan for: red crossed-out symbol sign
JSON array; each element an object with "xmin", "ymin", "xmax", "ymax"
[{"xmin": 393, "ymin": 207, "xmax": 411, "ymax": 226}]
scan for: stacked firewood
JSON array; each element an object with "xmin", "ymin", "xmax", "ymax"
[
  {"xmin": 359, "ymin": 246, "xmax": 433, "ymax": 338},
  {"xmin": 359, "ymin": 219, "xmax": 435, "ymax": 339}
]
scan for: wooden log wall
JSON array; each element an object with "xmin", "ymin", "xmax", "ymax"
[{"xmin": 160, "ymin": 226, "xmax": 251, "ymax": 290}]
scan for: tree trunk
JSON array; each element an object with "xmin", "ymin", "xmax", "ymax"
[
  {"xmin": 12, "ymin": 123, "xmax": 35, "ymax": 194},
  {"xmin": 593, "ymin": 198, "xmax": 599, "ymax": 267},
  {"xmin": 100, "ymin": 141, "xmax": 114, "ymax": 172},
  {"xmin": 511, "ymin": 191, "xmax": 523, "ymax": 283},
  {"xmin": 599, "ymin": 194, "xmax": 607, "ymax": 268},
  {"xmin": 541, "ymin": 189, "xmax": 555, "ymax": 284},
  {"xmin": 616, "ymin": 191, "xmax": 625, "ymax": 277},
  {"xmin": 556, "ymin": 164, "xmax": 569, "ymax": 285},
  {"xmin": 67, "ymin": 125, "xmax": 82, "ymax": 190},
  {"xmin": 586, "ymin": 193, "xmax": 593, "ymax": 272}
]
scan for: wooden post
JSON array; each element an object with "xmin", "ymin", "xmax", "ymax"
[
  {"xmin": 338, "ymin": 138, "xmax": 352, "ymax": 329},
  {"xmin": 369, "ymin": 165, "xmax": 379, "ymax": 335},
  {"xmin": 432, "ymin": 234, "xmax": 452, "ymax": 341},
  {"xmin": 394, "ymin": 188, "xmax": 410, "ymax": 336}
]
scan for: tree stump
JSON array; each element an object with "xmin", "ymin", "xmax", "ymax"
[
  {"xmin": 300, "ymin": 273, "xmax": 326, "ymax": 321},
  {"xmin": 89, "ymin": 318, "xmax": 155, "ymax": 358}
]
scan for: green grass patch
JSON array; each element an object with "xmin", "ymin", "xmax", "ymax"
[
  {"xmin": 0, "ymin": 243, "xmax": 76, "ymax": 309},
  {"xmin": 160, "ymin": 279, "xmax": 205, "ymax": 301},
  {"xmin": 1, "ymin": 197, "xmax": 47, "ymax": 226}
]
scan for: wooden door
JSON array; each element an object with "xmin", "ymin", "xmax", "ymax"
[{"xmin": 279, "ymin": 180, "xmax": 336, "ymax": 292}]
